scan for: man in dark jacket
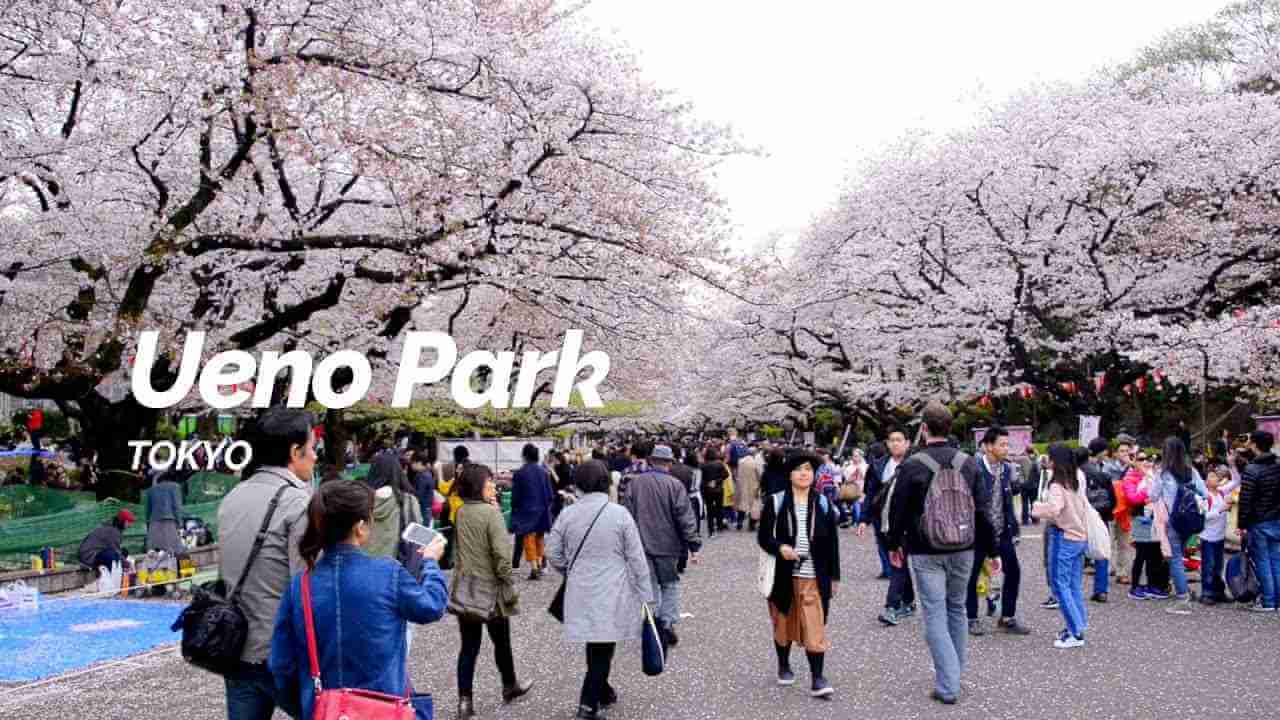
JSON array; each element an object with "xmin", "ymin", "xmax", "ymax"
[
  {"xmin": 511, "ymin": 444, "xmax": 555, "ymax": 579},
  {"xmin": 623, "ymin": 445, "xmax": 700, "ymax": 649},
  {"xmin": 886, "ymin": 402, "xmax": 995, "ymax": 705},
  {"xmin": 77, "ymin": 510, "xmax": 136, "ymax": 571},
  {"xmin": 860, "ymin": 428, "xmax": 915, "ymax": 625},
  {"xmin": 1239, "ymin": 430, "xmax": 1280, "ymax": 611},
  {"xmin": 1082, "ymin": 437, "xmax": 1119, "ymax": 603},
  {"xmin": 965, "ymin": 427, "xmax": 1030, "ymax": 636}
]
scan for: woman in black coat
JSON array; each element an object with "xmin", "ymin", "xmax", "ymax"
[{"xmin": 757, "ymin": 451, "xmax": 840, "ymax": 699}]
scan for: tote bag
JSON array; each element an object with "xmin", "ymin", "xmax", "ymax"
[
  {"xmin": 1083, "ymin": 491, "xmax": 1112, "ymax": 562},
  {"xmin": 756, "ymin": 493, "xmax": 784, "ymax": 597},
  {"xmin": 640, "ymin": 603, "xmax": 665, "ymax": 676}
]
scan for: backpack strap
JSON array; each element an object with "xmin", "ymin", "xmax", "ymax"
[
  {"xmin": 912, "ymin": 452, "xmax": 941, "ymax": 474},
  {"xmin": 950, "ymin": 452, "xmax": 968, "ymax": 471}
]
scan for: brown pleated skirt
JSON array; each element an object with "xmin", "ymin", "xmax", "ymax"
[{"xmin": 768, "ymin": 578, "xmax": 829, "ymax": 653}]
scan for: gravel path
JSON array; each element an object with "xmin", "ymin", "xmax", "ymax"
[{"xmin": 3, "ymin": 528, "xmax": 1277, "ymax": 719}]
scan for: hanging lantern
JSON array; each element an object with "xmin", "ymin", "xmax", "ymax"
[
  {"xmin": 1123, "ymin": 384, "xmax": 1133, "ymax": 396},
  {"xmin": 1094, "ymin": 373, "xmax": 1106, "ymax": 394},
  {"xmin": 1136, "ymin": 376, "xmax": 1148, "ymax": 394}
]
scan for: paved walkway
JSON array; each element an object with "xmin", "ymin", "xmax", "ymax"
[{"xmin": 2, "ymin": 528, "xmax": 1277, "ymax": 719}]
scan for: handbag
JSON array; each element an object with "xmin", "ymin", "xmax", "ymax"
[
  {"xmin": 549, "ymin": 502, "xmax": 609, "ymax": 623},
  {"xmin": 837, "ymin": 482, "xmax": 861, "ymax": 503},
  {"xmin": 756, "ymin": 493, "xmax": 783, "ymax": 598},
  {"xmin": 303, "ymin": 571, "xmax": 417, "ymax": 720},
  {"xmin": 639, "ymin": 603, "xmax": 665, "ymax": 677},
  {"xmin": 1083, "ymin": 492, "xmax": 1112, "ymax": 562},
  {"xmin": 172, "ymin": 485, "xmax": 289, "ymax": 675}
]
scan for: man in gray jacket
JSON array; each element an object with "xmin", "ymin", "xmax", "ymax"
[
  {"xmin": 217, "ymin": 409, "xmax": 314, "ymax": 720},
  {"xmin": 622, "ymin": 444, "xmax": 700, "ymax": 651}
]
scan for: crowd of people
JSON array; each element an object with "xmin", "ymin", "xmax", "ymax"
[{"xmin": 196, "ymin": 405, "xmax": 1280, "ymax": 720}]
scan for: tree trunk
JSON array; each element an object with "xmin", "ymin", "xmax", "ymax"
[
  {"xmin": 75, "ymin": 392, "xmax": 161, "ymax": 502},
  {"xmin": 324, "ymin": 407, "xmax": 348, "ymax": 466}
]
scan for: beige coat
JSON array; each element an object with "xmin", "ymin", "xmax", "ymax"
[{"xmin": 734, "ymin": 454, "xmax": 763, "ymax": 513}]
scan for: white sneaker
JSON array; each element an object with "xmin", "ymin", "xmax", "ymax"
[
  {"xmin": 1053, "ymin": 631, "xmax": 1084, "ymax": 649},
  {"xmin": 1165, "ymin": 597, "xmax": 1193, "ymax": 615}
]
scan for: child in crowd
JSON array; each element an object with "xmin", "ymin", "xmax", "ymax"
[
  {"xmin": 1199, "ymin": 469, "xmax": 1231, "ymax": 604},
  {"xmin": 1124, "ymin": 454, "xmax": 1170, "ymax": 600}
]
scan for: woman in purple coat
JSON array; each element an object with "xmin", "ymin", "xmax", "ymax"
[{"xmin": 510, "ymin": 444, "xmax": 555, "ymax": 579}]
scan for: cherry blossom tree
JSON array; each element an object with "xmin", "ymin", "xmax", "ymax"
[{"xmin": 0, "ymin": 0, "xmax": 738, "ymax": 496}]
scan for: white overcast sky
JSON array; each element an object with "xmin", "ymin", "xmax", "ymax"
[{"xmin": 580, "ymin": 0, "xmax": 1231, "ymax": 252}]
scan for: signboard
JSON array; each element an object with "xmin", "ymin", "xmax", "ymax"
[
  {"xmin": 1257, "ymin": 416, "xmax": 1280, "ymax": 443},
  {"xmin": 972, "ymin": 426, "xmax": 1034, "ymax": 456},
  {"xmin": 1079, "ymin": 416, "xmax": 1101, "ymax": 447}
]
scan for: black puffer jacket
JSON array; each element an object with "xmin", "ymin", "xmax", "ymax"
[{"xmin": 1240, "ymin": 453, "xmax": 1280, "ymax": 530}]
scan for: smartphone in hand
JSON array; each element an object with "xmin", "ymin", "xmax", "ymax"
[{"xmin": 402, "ymin": 522, "xmax": 445, "ymax": 547}]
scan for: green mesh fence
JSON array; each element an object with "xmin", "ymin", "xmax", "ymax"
[
  {"xmin": 184, "ymin": 471, "xmax": 240, "ymax": 504},
  {"xmin": 0, "ymin": 486, "xmax": 96, "ymax": 521},
  {"xmin": 0, "ymin": 499, "xmax": 224, "ymax": 569},
  {"xmin": 0, "ymin": 474, "xmax": 240, "ymax": 569}
]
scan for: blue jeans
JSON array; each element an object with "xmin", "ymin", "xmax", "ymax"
[
  {"xmin": 910, "ymin": 551, "xmax": 973, "ymax": 698},
  {"xmin": 1093, "ymin": 557, "xmax": 1110, "ymax": 596},
  {"xmin": 874, "ymin": 532, "xmax": 892, "ymax": 576},
  {"xmin": 1249, "ymin": 519, "xmax": 1280, "ymax": 609},
  {"xmin": 225, "ymin": 661, "xmax": 297, "ymax": 720},
  {"xmin": 1049, "ymin": 528, "xmax": 1087, "ymax": 638},
  {"xmin": 1043, "ymin": 526, "xmax": 1057, "ymax": 600},
  {"xmin": 1166, "ymin": 527, "xmax": 1191, "ymax": 597},
  {"xmin": 1200, "ymin": 540, "xmax": 1225, "ymax": 599}
]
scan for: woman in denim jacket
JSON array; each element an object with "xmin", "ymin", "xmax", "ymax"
[{"xmin": 270, "ymin": 480, "xmax": 449, "ymax": 719}]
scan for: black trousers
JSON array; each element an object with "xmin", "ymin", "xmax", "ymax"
[
  {"xmin": 457, "ymin": 617, "xmax": 516, "ymax": 694},
  {"xmin": 703, "ymin": 492, "xmax": 723, "ymax": 535},
  {"xmin": 967, "ymin": 538, "xmax": 1021, "ymax": 620},
  {"xmin": 1132, "ymin": 542, "xmax": 1169, "ymax": 590},
  {"xmin": 579, "ymin": 642, "xmax": 616, "ymax": 710},
  {"xmin": 885, "ymin": 553, "xmax": 915, "ymax": 609},
  {"xmin": 1020, "ymin": 494, "xmax": 1035, "ymax": 524}
]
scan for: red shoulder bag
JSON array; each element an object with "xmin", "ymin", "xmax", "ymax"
[{"xmin": 302, "ymin": 571, "xmax": 416, "ymax": 720}]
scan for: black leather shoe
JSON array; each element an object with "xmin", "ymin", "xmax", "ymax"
[
  {"xmin": 602, "ymin": 685, "xmax": 619, "ymax": 707},
  {"xmin": 575, "ymin": 704, "xmax": 606, "ymax": 719},
  {"xmin": 457, "ymin": 696, "xmax": 476, "ymax": 719},
  {"xmin": 502, "ymin": 680, "xmax": 534, "ymax": 704}
]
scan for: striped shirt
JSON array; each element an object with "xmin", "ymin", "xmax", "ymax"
[{"xmin": 794, "ymin": 500, "xmax": 815, "ymax": 578}]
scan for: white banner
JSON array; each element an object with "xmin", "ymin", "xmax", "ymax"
[
  {"xmin": 1079, "ymin": 416, "xmax": 1101, "ymax": 447},
  {"xmin": 439, "ymin": 438, "xmax": 556, "ymax": 475}
]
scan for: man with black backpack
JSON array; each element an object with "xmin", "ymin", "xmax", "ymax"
[
  {"xmin": 216, "ymin": 409, "xmax": 314, "ymax": 720},
  {"xmin": 1082, "ymin": 437, "xmax": 1119, "ymax": 603},
  {"xmin": 887, "ymin": 402, "xmax": 996, "ymax": 706}
]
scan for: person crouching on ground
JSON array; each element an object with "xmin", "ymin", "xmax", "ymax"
[{"xmin": 758, "ymin": 451, "xmax": 841, "ymax": 699}]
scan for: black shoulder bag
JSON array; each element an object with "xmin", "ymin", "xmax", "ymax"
[
  {"xmin": 172, "ymin": 484, "xmax": 289, "ymax": 675},
  {"xmin": 548, "ymin": 501, "xmax": 609, "ymax": 623}
]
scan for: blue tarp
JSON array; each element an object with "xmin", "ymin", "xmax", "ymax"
[
  {"xmin": 0, "ymin": 599, "xmax": 182, "ymax": 681},
  {"xmin": 0, "ymin": 449, "xmax": 55, "ymax": 459}
]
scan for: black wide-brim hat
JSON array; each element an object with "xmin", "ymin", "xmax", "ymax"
[{"xmin": 783, "ymin": 451, "xmax": 823, "ymax": 476}]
